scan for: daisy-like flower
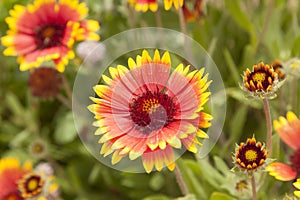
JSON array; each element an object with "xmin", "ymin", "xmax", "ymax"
[
  {"xmin": 128, "ymin": 0, "xmax": 159, "ymax": 12},
  {"xmin": 88, "ymin": 49, "xmax": 212, "ymax": 173},
  {"xmin": 28, "ymin": 67, "xmax": 62, "ymax": 98},
  {"xmin": 267, "ymin": 112, "xmax": 300, "ymax": 183},
  {"xmin": 164, "ymin": 0, "xmax": 184, "ymax": 10},
  {"xmin": 242, "ymin": 61, "xmax": 278, "ymax": 99},
  {"xmin": 293, "ymin": 179, "xmax": 300, "ymax": 198},
  {"xmin": 128, "ymin": 0, "xmax": 184, "ymax": 12},
  {"xmin": 182, "ymin": 0, "xmax": 205, "ymax": 22},
  {"xmin": 233, "ymin": 136, "xmax": 268, "ymax": 173},
  {"xmin": 1, "ymin": 0, "xmax": 100, "ymax": 72},
  {"xmin": 0, "ymin": 157, "xmax": 31, "ymax": 200}
]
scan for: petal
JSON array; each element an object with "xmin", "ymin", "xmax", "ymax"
[{"xmin": 266, "ymin": 162, "xmax": 297, "ymax": 181}]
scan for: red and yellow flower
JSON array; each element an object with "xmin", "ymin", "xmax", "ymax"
[
  {"xmin": 0, "ymin": 158, "xmax": 31, "ymax": 200},
  {"xmin": 1, "ymin": 0, "xmax": 100, "ymax": 72},
  {"xmin": 88, "ymin": 49, "xmax": 212, "ymax": 173},
  {"xmin": 267, "ymin": 112, "xmax": 300, "ymax": 197},
  {"xmin": 0, "ymin": 157, "xmax": 60, "ymax": 200}
]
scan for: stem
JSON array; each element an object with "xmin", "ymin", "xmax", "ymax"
[
  {"xmin": 155, "ymin": 8, "xmax": 163, "ymax": 28},
  {"xmin": 174, "ymin": 166, "xmax": 189, "ymax": 196},
  {"xmin": 263, "ymin": 98, "xmax": 272, "ymax": 156},
  {"xmin": 56, "ymin": 94, "xmax": 72, "ymax": 110},
  {"xmin": 178, "ymin": 6, "xmax": 192, "ymax": 62},
  {"xmin": 62, "ymin": 74, "xmax": 73, "ymax": 101},
  {"xmin": 251, "ymin": 173, "xmax": 257, "ymax": 200},
  {"xmin": 292, "ymin": 78, "xmax": 298, "ymax": 112}
]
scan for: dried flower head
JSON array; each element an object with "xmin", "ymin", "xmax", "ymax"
[
  {"xmin": 242, "ymin": 61, "xmax": 278, "ymax": 99},
  {"xmin": 234, "ymin": 136, "xmax": 268, "ymax": 173},
  {"xmin": 28, "ymin": 67, "xmax": 62, "ymax": 99},
  {"xmin": 29, "ymin": 139, "xmax": 48, "ymax": 159}
]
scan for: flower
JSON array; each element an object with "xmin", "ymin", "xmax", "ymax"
[
  {"xmin": 128, "ymin": 0, "xmax": 158, "ymax": 12},
  {"xmin": 0, "ymin": 157, "xmax": 60, "ymax": 200},
  {"xmin": 283, "ymin": 58, "xmax": 300, "ymax": 79},
  {"xmin": 267, "ymin": 112, "xmax": 300, "ymax": 181},
  {"xmin": 242, "ymin": 61, "xmax": 278, "ymax": 99},
  {"xmin": 271, "ymin": 59, "xmax": 285, "ymax": 81},
  {"xmin": 0, "ymin": 157, "xmax": 31, "ymax": 200},
  {"xmin": 1, "ymin": 0, "xmax": 100, "ymax": 72},
  {"xmin": 182, "ymin": 0, "xmax": 205, "ymax": 22},
  {"xmin": 28, "ymin": 67, "xmax": 62, "ymax": 98},
  {"xmin": 164, "ymin": 0, "xmax": 184, "ymax": 10},
  {"xmin": 293, "ymin": 179, "xmax": 300, "ymax": 198},
  {"xmin": 28, "ymin": 139, "xmax": 48, "ymax": 159},
  {"xmin": 88, "ymin": 49, "xmax": 212, "ymax": 173},
  {"xmin": 128, "ymin": 0, "xmax": 184, "ymax": 12},
  {"xmin": 234, "ymin": 136, "xmax": 268, "ymax": 173}
]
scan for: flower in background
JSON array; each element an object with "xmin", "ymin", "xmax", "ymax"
[
  {"xmin": 28, "ymin": 67, "xmax": 62, "ymax": 99},
  {"xmin": 283, "ymin": 58, "xmax": 300, "ymax": 79},
  {"xmin": 271, "ymin": 59, "xmax": 285, "ymax": 81},
  {"xmin": 128, "ymin": 0, "xmax": 158, "ymax": 12},
  {"xmin": 267, "ymin": 112, "xmax": 300, "ymax": 193},
  {"xmin": 1, "ymin": 0, "xmax": 100, "ymax": 72},
  {"xmin": 76, "ymin": 41, "xmax": 105, "ymax": 64},
  {"xmin": 164, "ymin": 0, "xmax": 184, "ymax": 10},
  {"xmin": 182, "ymin": 0, "xmax": 205, "ymax": 22},
  {"xmin": 28, "ymin": 139, "xmax": 48, "ymax": 159},
  {"xmin": 88, "ymin": 49, "xmax": 212, "ymax": 173},
  {"xmin": 0, "ymin": 157, "xmax": 60, "ymax": 200},
  {"xmin": 242, "ymin": 61, "xmax": 278, "ymax": 99},
  {"xmin": 0, "ymin": 158, "xmax": 31, "ymax": 200},
  {"xmin": 293, "ymin": 179, "xmax": 300, "ymax": 198},
  {"xmin": 233, "ymin": 136, "xmax": 268, "ymax": 173},
  {"xmin": 128, "ymin": 0, "xmax": 184, "ymax": 12}
]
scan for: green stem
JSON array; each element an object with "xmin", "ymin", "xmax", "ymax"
[
  {"xmin": 174, "ymin": 165, "xmax": 189, "ymax": 196},
  {"xmin": 263, "ymin": 98, "xmax": 272, "ymax": 156}
]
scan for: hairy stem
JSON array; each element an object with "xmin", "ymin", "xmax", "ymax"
[
  {"xmin": 174, "ymin": 166, "xmax": 189, "ymax": 196},
  {"xmin": 263, "ymin": 98, "xmax": 272, "ymax": 156},
  {"xmin": 251, "ymin": 173, "xmax": 257, "ymax": 200}
]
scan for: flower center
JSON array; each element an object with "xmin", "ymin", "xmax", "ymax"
[
  {"xmin": 19, "ymin": 173, "xmax": 44, "ymax": 198},
  {"xmin": 129, "ymin": 90, "xmax": 177, "ymax": 134},
  {"xmin": 290, "ymin": 149, "xmax": 300, "ymax": 175},
  {"xmin": 245, "ymin": 149, "xmax": 258, "ymax": 162},
  {"xmin": 252, "ymin": 73, "xmax": 266, "ymax": 83},
  {"xmin": 35, "ymin": 24, "xmax": 65, "ymax": 49}
]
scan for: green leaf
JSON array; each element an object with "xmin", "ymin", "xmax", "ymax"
[
  {"xmin": 224, "ymin": 0, "xmax": 257, "ymax": 46},
  {"xmin": 176, "ymin": 194, "xmax": 197, "ymax": 200},
  {"xmin": 229, "ymin": 104, "xmax": 248, "ymax": 140},
  {"xmin": 142, "ymin": 195, "xmax": 171, "ymax": 200},
  {"xmin": 149, "ymin": 173, "xmax": 165, "ymax": 191},
  {"xmin": 223, "ymin": 49, "xmax": 240, "ymax": 86},
  {"xmin": 213, "ymin": 156, "xmax": 230, "ymax": 175},
  {"xmin": 292, "ymin": 35, "xmax": 300, "ymax": 57},
  {"xmin": 54, "ymin": 112, "xmax": 77, "ymax": 144},
  {"xmin": 209, "ymin": 192, "xmax": 237, "ymax": 200}
]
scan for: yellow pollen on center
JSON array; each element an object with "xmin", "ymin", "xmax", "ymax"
[
  {"xmin": 42, "ymin": 27, "xmax": 55, "ymax": 38},
  {"xmin": 142, "ymin": 99, "xmax": 160, "ymax": 114},
  {"xmin": 28, "ymin": 179, "xmax": 39, "ymax": 191},
  {"xmin": 34, "ymin": 144, "xmax": 43, "ymax": 153},
  {"xmin": 245, "ymin": 149, "xmax": 258, "ymax": 162},
  {"xmin": 252, "ymin": 72, "xmax": 266, "ymax": 83}
]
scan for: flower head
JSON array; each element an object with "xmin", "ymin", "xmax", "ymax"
[
  {"xmin": 88, "ymin": 49, "xmax": 212, "ymax": 173},
  {"xmin": 1, "ymin": 0, "xmax": 100, "ymax": 72},
  {"xmin": 267, "ymin": 112, "xmax": 300, "ymax": 181},
  {"xmin": 0, "ymin": 158, "xmax": 31, "ymax": 200},
  {"xmin": 28, "ymin": 67, "xmax": 62, "ymax": 98},
  {"xmin": 271, "ymin": 59, "xmax": 285, "ymax": 81},
  {"xmin": 242, "ymin": 61, "xmax": 278, "ymax": 99},
  {"xmin": 234, "ymin": 136, "xmax": 267, "ymax": 173},
  {"xmin": 128, "ymin": 0, "xmax": 184, "ymax": 12},
  {"xmin": 182, "ymin": 0, "xmax": 205, "ymax": 22},
  {"xmin": 18, "ymin": 172, "xmax": 44, "ymax": 198},
  {"xmin": 28, "ymin": 139, "xmax": 48, "ymax": 159},
  {"xmin": 293, "ymin": 179, "xmax": 300, "ymax": 198}
]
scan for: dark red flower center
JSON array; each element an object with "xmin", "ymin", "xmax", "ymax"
[
  {"xmin": 290, "ymin": 149, "xmax": 300, "ymax": 175},
  {"xmin": 19, "ymin": 173, "xmax": 44, "ymax": 198},
  {"xmin": 129, "ymin": 89, "xmax": 177, "ymax": 134},
  {"xmin": 35, "ymin": 24, "xmax": 65, "ymax": 49}
]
